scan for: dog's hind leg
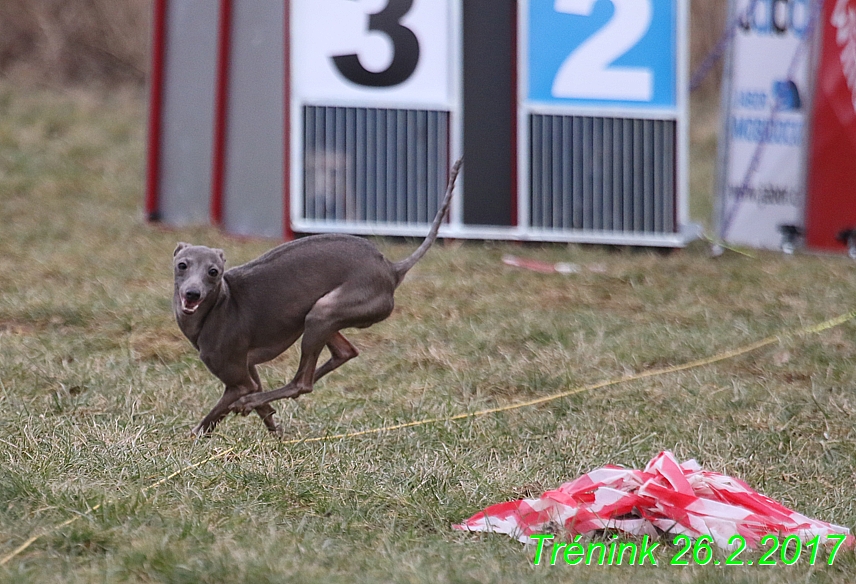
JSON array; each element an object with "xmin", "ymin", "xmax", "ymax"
[
  {"xmin": 313, "ymin": 332, "xmax": 359, "ymax": 382},
  {"xmin": 235, "ymin": 327, "xmax": 335, "ymax": 412},
  {"xmin": 231, "ymin": 286, "xmax": 392, "ymax": 416},
  {"xmin": 249, "ymin": 364, "xmax": 281, "ymax": 434},
  {"xmin": 230, "ymin": 330, "xmax": 354, "ymax": 417}
]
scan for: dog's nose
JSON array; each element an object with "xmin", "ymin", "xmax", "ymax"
[{"xmin": 185, "ymin": 290, "xmax": 201, "ymax": 302}]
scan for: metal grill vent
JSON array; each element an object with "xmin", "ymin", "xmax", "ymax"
[
  {"xmin": 529, "ymin": 114, "xmax": 676, "ymax": 234},
  {"xmin": 303, "ymin": 106, "xmax": 450, "ymax": 224}
]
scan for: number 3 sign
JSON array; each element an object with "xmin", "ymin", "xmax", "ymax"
[
  {"xmin": 527, "ymin": 0, "xmax": 677, "ymax": 108},
  {"xmin": 292, "ymin": 0, "xmax": 455, "ymax": 107}
]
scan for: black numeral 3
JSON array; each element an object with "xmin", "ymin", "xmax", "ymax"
[{"xmin": 332, "ymin": 0, "xmax": 420, "ymax": 87}]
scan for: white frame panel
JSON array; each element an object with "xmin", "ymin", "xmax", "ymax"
[
  {"xmin": 288, "ymin": 0, "xmax": 690, "ymax": 246},
  {"xmin": 517, "ymin": 0, "xmax": 691, "ymax": 246},
  {"xmin": 289, "ymin": 0, "xmax": 464, "ymax": 236}
]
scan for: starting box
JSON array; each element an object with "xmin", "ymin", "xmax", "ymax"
[{"xmin": 146, "ymin": 0, "xmax": 692, "ymax": 246}]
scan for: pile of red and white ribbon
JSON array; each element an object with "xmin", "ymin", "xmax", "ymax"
[{"xmin": 454, "ymin": 451, "xmax": 853, "ymax": 550}]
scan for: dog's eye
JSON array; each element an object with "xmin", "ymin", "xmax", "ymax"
[
  {"xmin": 208, "ymin": 268, "xmax": 219, "ymax": 277},
  {"xmin": 177, "ymin": 262, "xmax": 187, "ymax": 270}
]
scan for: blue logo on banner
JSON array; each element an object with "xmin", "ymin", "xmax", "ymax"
[
  {"xmin": 773, "ymin": 80, "xmax": 801, "ymax": 111},
  {"xmin": 529, "ymin": 0, "xmax": 676, "ymax": 109}
]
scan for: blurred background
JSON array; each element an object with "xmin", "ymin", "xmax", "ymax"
[
  {"xmin": 0, "ymin": 0, "xmax": 150, "ymax": 87},
  {"xmin": 0, "ymin": 1, "xmax": 726, "ymax": 95}
]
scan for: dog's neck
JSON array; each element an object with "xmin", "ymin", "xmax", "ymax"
[{"xmin": 174, "ymin": 279, "xmax": 229, "ymax": 349}]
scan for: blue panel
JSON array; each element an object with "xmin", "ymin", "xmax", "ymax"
[{"xmin": 528, "ymin": 0, "xmax": 676, "ymax": 109}]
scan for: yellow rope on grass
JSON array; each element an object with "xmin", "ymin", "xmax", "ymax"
[
  {"xmin": 277, "ymin": 309, "xmax": 856, "ymax": 444},
  {"xmin": 2, "ymin": 309, "xmax": 855, "ymax": 566},
  {"xmin": 0, "ymin": 447, "xmax": 237, "ymax": 567}
]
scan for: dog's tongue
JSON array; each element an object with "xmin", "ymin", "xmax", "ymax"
[{"xmin": 181, "ymin": 297, "xmax": 199, "ymax": 314}]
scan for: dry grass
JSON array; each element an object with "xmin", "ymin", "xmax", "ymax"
[
  {"xmin": 0, "ymin": 4, "xmax": 848, "ymax": 580},
  {"xmin": 2, "ymin": 78, "xmax": 856, "ymax": 583},
  {"xmin": 0, "ymin": 0, "xmax": 150, "ymax": 85}
]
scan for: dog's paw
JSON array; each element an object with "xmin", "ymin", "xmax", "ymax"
[
  {"xmin": 230, "ymin": 395, "xmax": 258, "ymax": 417},
  {"xmin": 190, "ymin": 423, "xmax": 211, "ymax": 438}
]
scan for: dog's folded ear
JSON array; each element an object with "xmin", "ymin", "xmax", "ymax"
[
  {"xmin": 214, "ymin": 248, "xmax": 225, "ymax": 263},
  {"xmin": 174, "ymin": 242, "xmax": 190, "ymax": 257}
]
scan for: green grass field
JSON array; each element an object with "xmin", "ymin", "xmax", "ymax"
[{"xmin": 2, "ymin": 83, "xmax": 856, "ymax": 583}]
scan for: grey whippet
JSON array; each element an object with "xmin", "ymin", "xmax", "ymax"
[{"xmin": 173, "ymin": 159, "xmax": 462, "ymax": 436}]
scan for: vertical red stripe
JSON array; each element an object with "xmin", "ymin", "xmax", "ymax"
[
  {"xmin": 211, "ymin": 0, "xmax": 233, "ymax": 227},
  {"xmin": 145, "ymin": 0, "xmax": 168, "ymax": 221},
  {"xmin": 283, "ymin": 1, "xmax": 295, "ymax": 240}
]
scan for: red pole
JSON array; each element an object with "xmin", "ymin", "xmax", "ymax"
[
  {"xmin": 211, "ymin": 0, "xmax": 233, "ymax": 227},
  {"xmin": 283, "ymin": 0, "xmax": 295, "ymax": 240},
  {"xmin": 144, "ymin": 0, "xmax": 168, "ymax": 221}
]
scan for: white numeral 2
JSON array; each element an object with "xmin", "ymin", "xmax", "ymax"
[{"xmin": 551, "ymin": 0, "xmax": 653, "ymax": 101}]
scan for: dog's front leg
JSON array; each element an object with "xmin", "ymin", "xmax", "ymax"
[
  {"xmin": 191, "ymin": 384, "xmax": 254, "ymax": 436},
  {"xmin": 192, "ymin": 350, "xmax": 263, "ymax": 436}
]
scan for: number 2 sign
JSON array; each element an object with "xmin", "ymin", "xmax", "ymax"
[
  {"xmin": 292, "ymin": 0, "xmax": 455, "ymax": 107},
  {"xmin": 526, "ymin": 0, "xmax": 677, "ymax": 108}
]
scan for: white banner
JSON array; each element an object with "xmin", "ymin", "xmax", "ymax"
[
  {"xmin": 292, "ymin": 0, "xmax": 454, "ymax": 108},
  {"xmin": 718, "ymin": 0, "xmax": 814, "ymax": 249}
]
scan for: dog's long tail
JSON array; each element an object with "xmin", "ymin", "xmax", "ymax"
[{"xmin": 391, "ymin": 157, "xmax": 463, "ymax": 287}]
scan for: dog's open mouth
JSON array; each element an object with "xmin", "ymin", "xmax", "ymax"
[{"xmin": 181, "ymin": 297, "xmax": 201, "ymax": 315}]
